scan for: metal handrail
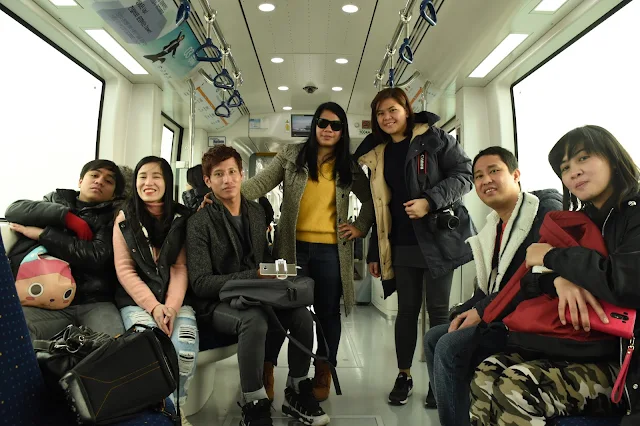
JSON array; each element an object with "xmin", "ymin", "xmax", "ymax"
[{"xmin": 375, "ymin": 0, "xmax": 419, "ymax": 87}]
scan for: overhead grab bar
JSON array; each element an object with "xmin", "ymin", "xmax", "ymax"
[
  {"xmin": 188, "ymin": 79, "xmax": 196, "ymax": 166},
  {"xmin": 398, "ymin": 13, "xmax": 413, "ymax": 65},
  {"xmin": 419, "ymin": 0, "xmax": 437, "ymax": 26},
  {"xmin": 374, "ymin": 0, "xmax": 419, "ymax": 87},
  {"xmin": 176, "ymin": 0, "xmax": 190, "ymax": 26}
]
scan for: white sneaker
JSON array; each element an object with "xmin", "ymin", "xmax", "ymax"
[{"xmin": 181, "ymin": 411, "xmax": 194, "ymax": 426}]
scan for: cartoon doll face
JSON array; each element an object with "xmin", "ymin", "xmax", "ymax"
[{"xmin": 16, "ymin": 255, "xmax": 76, "ymax": 310}]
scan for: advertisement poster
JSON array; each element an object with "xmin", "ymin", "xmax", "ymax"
[{"xmin": 90, "ymin": 1, "xmax": 242, "ymax": 130}]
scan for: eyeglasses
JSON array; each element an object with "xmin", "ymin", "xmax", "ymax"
[{"xmin": 317, "ymin": 118, "xmax": 343, "ymax": 132}]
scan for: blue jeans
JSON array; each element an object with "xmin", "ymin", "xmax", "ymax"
[
  {"xmin": 425, "ymin": 323, "xmax": 490, "ymax": 426},
  {"xmin": 121, "ymin": 305, "xmax": 199, "ymax": 406}
]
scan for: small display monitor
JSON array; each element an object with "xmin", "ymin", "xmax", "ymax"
[{"xmin": 291, "ymin": 114, "xmax": 314, "ymax": 138}]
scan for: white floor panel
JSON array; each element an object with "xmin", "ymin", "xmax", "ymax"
[{"xmin": 187, "ymin": 305, "xmax": 442, "ymax": 426}]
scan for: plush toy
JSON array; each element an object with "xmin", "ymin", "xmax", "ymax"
[{"xmin": 15, "ymin": 246, "xmax": 75, "ymax": 310}]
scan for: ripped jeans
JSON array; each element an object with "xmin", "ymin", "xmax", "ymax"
[{"xmin": 120, "ymin": 305, "xmax": 199, "ymax": 406}]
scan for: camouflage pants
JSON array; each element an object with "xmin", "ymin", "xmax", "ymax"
[{"xmin": 469, "ymin": 352, "xmax": 622, "ymax": 426}]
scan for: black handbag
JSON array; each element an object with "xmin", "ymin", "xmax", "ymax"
[
  {"xmin": 59, "ymin": 324, "xmax": 180, "ymax": 425},
  {"xmin": 33, "ymin": 325, "xmax": 114, "ymax": 393}
]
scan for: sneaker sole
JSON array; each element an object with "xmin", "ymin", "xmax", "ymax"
[
  {"xmin": 388, "ymin": 388, "xmax": 413, "ymax": 405},
  {"xmin": 282, "ymin": 403, "xmax": 330, "ymax": 425}
]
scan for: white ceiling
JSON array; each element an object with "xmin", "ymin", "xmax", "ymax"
[{"xmin": 23, "ymin": 0, "xmax": 592, "ymax": 124}]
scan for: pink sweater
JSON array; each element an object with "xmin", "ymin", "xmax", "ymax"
[{"xmin": 113, "ymin": 210, "xmax": 188, "ymax": 314}]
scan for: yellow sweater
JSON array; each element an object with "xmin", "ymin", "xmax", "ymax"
[{"xmin": 296, "ymin": 161, "xmax": 338, "ymax": 244}]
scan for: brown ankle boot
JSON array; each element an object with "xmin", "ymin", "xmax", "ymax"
[
  {"xmin": 312, "ymin": 361, "xmax": 332, "ymax": 402},
  {"xmin": 263, "ymin": 361, "xmax": 275, "ymax": 401}
]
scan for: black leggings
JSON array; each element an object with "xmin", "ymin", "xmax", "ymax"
[{"xmin": 394, "ymin": 266, "xmax": 454, "ymax": 370}]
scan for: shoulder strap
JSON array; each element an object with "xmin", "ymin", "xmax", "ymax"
[{"xmin": 262, "ymin": 305, "xmax": 342, "ymax": 396}]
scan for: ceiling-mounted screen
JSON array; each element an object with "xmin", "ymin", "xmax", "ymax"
[{"xmin": 291, "ymin": 114, "xmax": 314, "ymax": 138}]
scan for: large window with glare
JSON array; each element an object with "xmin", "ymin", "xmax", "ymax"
[
  {"xmin": 0, "ymin": 6, "xmax": 103, "ymax": 216},
  {"xmin": 512, "ymin": 0, "xmax": 638, "ymax": 193}
]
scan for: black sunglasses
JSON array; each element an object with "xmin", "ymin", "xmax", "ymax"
[{"xmin": 317, "ymin": 118, "xmax": 343, "ymax": 132}]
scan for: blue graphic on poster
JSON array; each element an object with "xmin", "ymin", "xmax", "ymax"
[
  {"xmin": 90, "ymin": 0, "xmax": 243, "ymax": 130},
  {"xmin": 92, "ymin": 0, "xmax": 201, "ymax": 81}
]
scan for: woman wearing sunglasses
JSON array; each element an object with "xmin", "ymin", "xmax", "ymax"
[
  {"xmin": 355, "ymin": 87, "xmax": 475, "ymax": 405},
  {"xmin": 241, "ymin": 102, "xmax": 374, "ymax": 402}
]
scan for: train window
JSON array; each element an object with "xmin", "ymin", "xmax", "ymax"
[
  {"xmin": 512, "ymin": 0, "xmax": 638, "ymax": 193},
  {"xmin": 0, "ymin": 6, "xmax": 104, "ymax": 216},
  {"xmin": 160, "ymin": 125, "xmax": 175, "ymax": 165}
]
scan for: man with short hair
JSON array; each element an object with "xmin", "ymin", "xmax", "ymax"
[
  {"xmin": 5, "ymin": 159, "xmax": 126, "ymax": 339},
  {"xmin": 187, "ymin": 146, "xmax": 329, "ymax": 426},
  {"xmin": 423, "ymin": 147, "xmax": 562, "ymax": 426}
]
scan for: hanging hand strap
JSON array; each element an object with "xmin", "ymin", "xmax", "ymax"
[
  {"xmin": 398, "ymin": 13, "xmax": 413, "ymax": 64},
  {"xmin": 214, "ymin": 68, "xmax": 235, "ymax": 89},
  {"xmin": 420, "ymin": 0, "xmax": 437, "ymax": 26},
  {"xmin": 176, "ymin": 0, "xmax": 190, "ymax": 26},
  {"xmin": 227, "ymin": 90, "xmax": 244, "ymax": 108}
]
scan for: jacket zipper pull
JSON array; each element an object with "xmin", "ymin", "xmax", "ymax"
[{"xmin": 612, "ymin": 337, "xmax": 634, "ymax": 404}]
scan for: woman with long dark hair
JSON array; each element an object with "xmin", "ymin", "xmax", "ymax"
[
  {"xmin": 469, "ymin": 125, "xmax": 640, "ymax": 425},
  {"xmin": 355, "ymin": 87, "xmax": 475, "ymax": 405},
  {"xmin": 241, "ymin": 102, "xmax": 374, "ymax": 401},
  {"xmin": 113, "ymin": 156, "xmax": 197, "ymax": 426}
]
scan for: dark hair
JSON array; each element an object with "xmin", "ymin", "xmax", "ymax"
[
  {"xmin": 548, "ymin": 125, "xmax": 640, "ymax": 210},
  {"xmin": 80, "ymin": 159, "xmax": 125, "ymax": 197},
  {"xmin": 118, "ymin": 165, "xmax": 134, "ymax": 200},
  {"xmin": 370, "ymin": 88, "xmax": 416, "ymax": 144},
  {"xmin": 295, "ymin": 102, "xmax": 354, "ymax": 187},
  {"xmin": 202, "ymin": 145, "xmax": 243, "ymax": 177},
  {"xmin": 126, "ymin": 156, "xmax": 176, "ymax": 248},
  {"xmin": 472, "ymin": 146, "xmax": 519, "ymax": 173},
  {"xmin": 186, "ymin": 164, "xmax": 207, "ymax": 191}
]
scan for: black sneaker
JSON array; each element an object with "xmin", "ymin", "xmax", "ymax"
[
  {"xmin": 239, "ymin": 398, "xmax": 273, "ymax": 426},
  {"xmin": 425, "ymin": 387, "xmax": 437, "ymax": 409},
  {"xmin": 388, "ymin": 372, "xmax": 413, "ymax": 405},
  {"xmin": 282, "ymin": 378, "xmax": 330, "ymax": 425}
]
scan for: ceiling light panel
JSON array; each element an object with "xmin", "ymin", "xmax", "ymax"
[
  {"xmin": 534, "ymin": 0, "xmax": 569, "ymax": 12},
  {"xmin": 84, "ymin": 29, "xmax": 148, "ymax": 75},
  {"xmin": 469, "ymin": 33, "xmax": 528, "ymax": 78},
  {"xmin": 49, "ymin": 0, "xmax": 78, "ymax": 5}
]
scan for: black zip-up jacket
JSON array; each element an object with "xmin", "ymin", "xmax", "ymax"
[
  {"xmin": 114, "ymin": 204, "xmax": 191, "ymax": 310},
  {"xmin": 526, "ymin": 192, "xmax": 640, "ymax": 424},
  {"xmin": 355, "ymin": 111, "xmax": 476, "ymax": 288},
  {"xmin": 186, "ymin": 196, "xmax": 273, "ymax": 322},
  {"xmin": 5, "ymin": 189, "xmax": 120, "ymax": 305}
]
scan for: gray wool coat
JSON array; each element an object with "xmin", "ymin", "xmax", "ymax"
[{"xmin": 241, "ymin": 144, "xmax": 375, "ymax": 314}]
